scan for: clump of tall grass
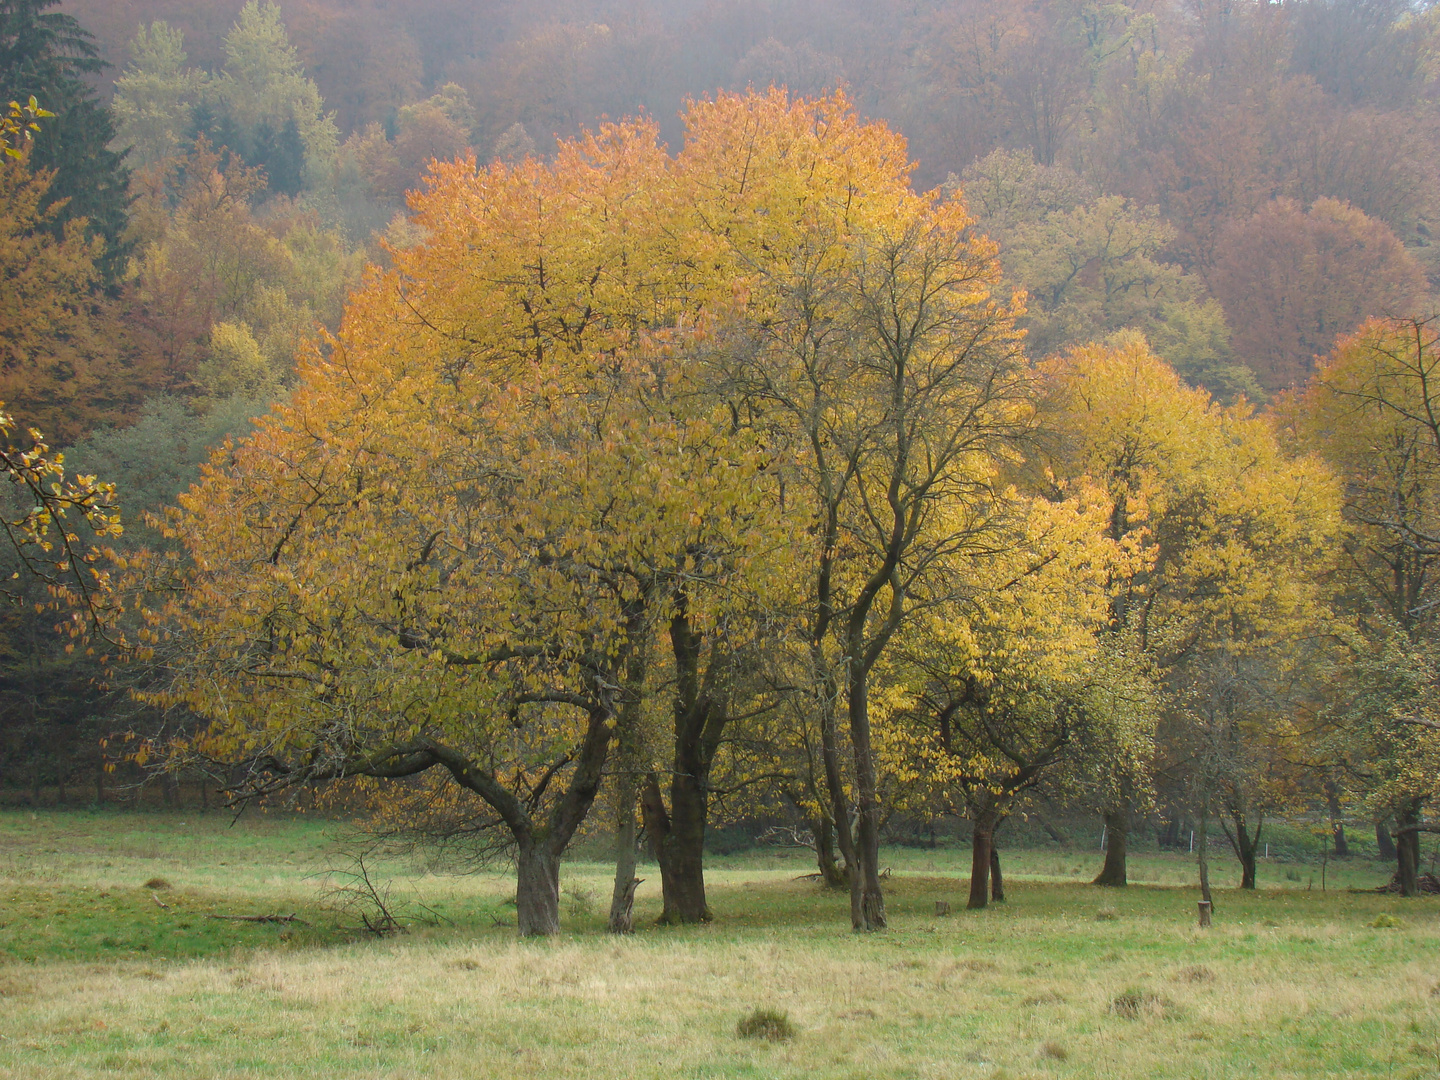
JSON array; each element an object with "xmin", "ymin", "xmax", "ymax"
[{"xmin": 737, "ymin": 1007, "xmax": 796, "ymax": 1041}]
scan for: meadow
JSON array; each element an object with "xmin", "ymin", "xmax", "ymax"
[{"xmin": 1, "ymin": 809, "xmax": 1437, "ymax": 1079}]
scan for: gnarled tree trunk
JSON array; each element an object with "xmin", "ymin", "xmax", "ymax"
[
  {"xmin": 1093, "ymin": 805, "xmax": 1129, "ymax": 887},
  {"xmin": 516, "ymin": 837, "xmax": 562, "ymax": 937}
]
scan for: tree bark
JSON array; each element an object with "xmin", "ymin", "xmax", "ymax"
[
  {"xmin": 967, "ymin": 804, "xmax": 1001, "ymax": 910},
  {"xmin": 813, "ymin": 809, "xmax": 846, "ymax": 888},
  {"xmin": 1092, "ymin": 806, "xmax": 1129, "ymax": 887},
  {"xmin": 1197, "ymin": 801, "xmax": 1213, "ymax": 908},
  {"xmin": 1326, "ymin": 782, "xmax": 1349, "ymax": 858},
  {"xmin": 1228, "ymin": 811, "xmax": 1260, "ymax": 890},
  {"xmin": 1160, "ymin": 813, "xmax": 1182, "ymax": 849},
  {"xmin": 1376, "ymin": 819, "xmax": 1397, "ymax": 861},
  {"xmin": 989, "ymin": 844, "xmax": 1004, "ymax": 903},
  {"xmin": 515, "ymin": 837, "xmax": 561, "ymax": 937},
  {"xmin": 817, "ymin": 668, "xmax": 860, "ymax": 916},
  {"xmin": 640, "ymin": 592, "xmax": 727, "ymax": 925},
  {"xmin": 644, "ymin": 771, "xmax": 713, "ymax": 924},
  {"xmin": 608, "ymin": 627, "xmax": 652, "ymax": 934},
  {"xmin": 1397, "ymin": 801, "xmax": 1422, "ymax": 897},
  {"xmin": 608, "ymin": 776, "xmax": 640, "ymax": 934},
  {"xmin": 846, "ymin": 663, "xmax": 886, "ymax": 930}
]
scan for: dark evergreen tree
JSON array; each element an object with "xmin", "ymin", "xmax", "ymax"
[
  {"xmin": 249, "ymin": 116, "xmax": 305, "ymax": 197},
  {"xmin": 0, "ymin": 0, "xmax": 129, "ymax": 281}
]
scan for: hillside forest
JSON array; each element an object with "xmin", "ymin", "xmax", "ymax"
[{"xmin": 4, "ymin": 0, "xmax": 1440, "ymax": 933}]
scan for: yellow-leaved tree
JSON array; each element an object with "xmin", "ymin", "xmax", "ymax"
[
  {"xmin": 131, "ymin": 89, "xmax": 1045, "ymax": 937},
  {"xmin": 685, "ymin": 90, "xmax": 1033, "ymax": 931},
  {"xmin": 1298, "ymin": 316, "xmax": 1440, "ymax": 895},
  {"xmin": 1039, "ymin": 335, "xmax": 1342, "ymax": 894},
  {"xmin": 879, "ymin": 483, "xmax": 1150, "ymax": 909}
]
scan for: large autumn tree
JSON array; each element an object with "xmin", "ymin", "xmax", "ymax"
[
  {"xmin": 685, "ymin": 90, "xmax": 1031, "ymax": 930},
  {"xmin": 134, "ymin": 113, "xmax": 785, "ymax": 936},
  {"xmin": 1039, "ymin": 335, "xmax": 1341, "ymax": 891},
  {"xmin": 131, "ymin": 89, "xmax": 1036, "ymax": 937},
  {"xmin": 1300, "ymin": 316, "xmax": 1440, "ymax": 895}
]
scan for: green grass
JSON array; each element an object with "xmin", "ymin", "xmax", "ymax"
[{"xmin": 2, "ymin": 808, "xmax": 1438, "ymax": 1078}]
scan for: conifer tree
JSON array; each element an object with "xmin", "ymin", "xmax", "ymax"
[{"xmin": 0, "ymin": 0, "xmax": 129, "ymax": 280}]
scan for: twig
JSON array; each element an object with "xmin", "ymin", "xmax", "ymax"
[
  {"xmin": 206, "ymin": 913, "xmax": 310, "ymax": 925},
  {"xmin": 151, "ymin": 892, "xmax": 171, "ymax": 910}
]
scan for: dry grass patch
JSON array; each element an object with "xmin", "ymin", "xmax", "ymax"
[{"xmin": 1175, "ymin": 964, "xmax": 1215, "ymax": 983}]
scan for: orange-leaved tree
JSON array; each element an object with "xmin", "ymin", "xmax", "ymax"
[{"xmin": 133, "ymin": 116, "xmax": 782, "ymax": 936}]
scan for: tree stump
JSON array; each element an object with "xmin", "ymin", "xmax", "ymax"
[
  {"xmin": 935, "ymin": 900, "xmax": 950, "ymax": 916},
  {"xmin": 1197, "ymin": 900, "xmax": 1212, "ymax": 928}
]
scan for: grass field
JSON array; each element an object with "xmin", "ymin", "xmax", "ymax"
[{"xmin": 1, "ymin": 809, "xmax": 1437, "ymax": 1078}]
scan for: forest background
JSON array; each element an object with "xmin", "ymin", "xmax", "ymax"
[{"xmin": 6, "ymin": 0, "xmax": 1440, "ymax": 933}]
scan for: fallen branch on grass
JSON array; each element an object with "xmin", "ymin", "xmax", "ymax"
[
  {"xmin": 151, "ymin": 892, "xmax": 171, "ymax": 910},
  {"xmin": 206, "ymin": 913, "xmax": 310, "ymax": 925}
]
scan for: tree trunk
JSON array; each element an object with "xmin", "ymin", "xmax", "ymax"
[
  {"xmin": 1397, "ymin": 801, "xmax": 1422, "ymax": 897},
  {"xmin": 608, "ymin": 775, "xmax": 640, "ymax": 934},
  {"xmin": 1376, "ymin": 819, "xmax": 1397, "ymax": 861},
  {"xmin": 608, "ymin": 615, "xmax": 653, "ymax": 934},
  {"xmin": 813, "ymin": 809, "xmax": 846, "ymax": 888},
  {"xmin": 515, "ymin": 838, "xmax": 561, "ymax": 937},
  {"xmin": 1160, "ymin": 813, "xmax": 1182, "ymax": 849},
  {"xmin": 647, "ymin": 770, "xmax": 712, "ymax": 924},
  {"xmin": 968, "ymin": 804, "xmax": 1001, "ymax": 910},
  {"xmin": 846, "ymin": 664, "xmax": 886, "ymax": 931},
  {"xmin": 818, "ymin": 672, "xmax": 860, "ymax": 919},
  {"xmin": 1231, "ymin": 812, "xmax": 1259, "ymax": 890},
  {"xmin": 1197, "ymin": 802, "xmax": 1213, "ymax": 908},
  {"xmin": 1326, "ymin": 783, "xmax": 1349, "ymax": 858},
  {"xmin": 1038, "ymin": 813, "xmax": 1066, "ymax": 845},
  {"xmin": 989, "ymin": 845, "xmax": 1004, "ymax": 903},
  {"xmin": 1093, "ymin": 806, "xmax": 1129, "ymax": 887}
]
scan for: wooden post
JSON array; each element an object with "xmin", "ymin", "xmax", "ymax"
[
  {"xmin": 935, "ymin": 900, "xmax": 950, "ymax": 916},
  {"xmin": 1197, "ymin": 900, "xmax": 1212, "ymax": 928}
]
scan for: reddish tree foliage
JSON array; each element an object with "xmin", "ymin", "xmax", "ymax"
[{"xmin": 1209, "ymin": 198, "xmax": 1427, "ymax": 394}]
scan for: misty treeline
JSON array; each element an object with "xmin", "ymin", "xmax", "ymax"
[{"xmin": 3, "ymin": 0, "xmax": 1440, "ymax": 930}]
